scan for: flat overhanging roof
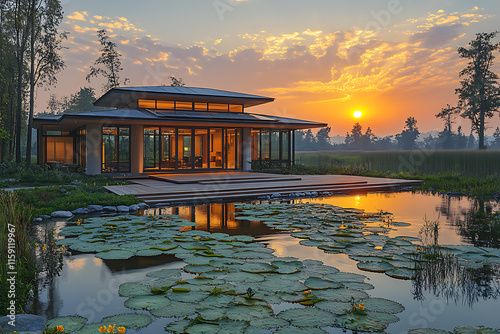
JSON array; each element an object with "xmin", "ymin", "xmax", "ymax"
[
  {"xmin": 33, "ymin": 108, "xmax": 327, "ymax": 130},
  {"xmin": 94, "ymin": 86, "xmax": 275, "ymax": 109}
]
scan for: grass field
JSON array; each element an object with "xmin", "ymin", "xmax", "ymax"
[{"xmin": 296, "ymin": 150, "xmax": 500, "ymax": 177}]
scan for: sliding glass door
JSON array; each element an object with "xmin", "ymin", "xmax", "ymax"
[
  {"xmin": 143, "ymin": 126, "xmax": 243, "ymax": 172},
  {"xmin": 102, "ymin": 126, "xmax": 130, "ymax": 173}
]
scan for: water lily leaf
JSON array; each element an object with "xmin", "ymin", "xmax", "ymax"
[
  {"xmin": 357, "ymin": 261, "xmax": 394, "ymax": 273},
  {"xmin": 186, "ymin": 320, "xmax": 249, "ymax": 334},
  {"xmin": 313, "ymin": 288, "xmax": 369, "ymax": 302},
  {"xmin": 360, "ymin": 297, "xmax": 405, "ymax": 314},
  {"xmin": 46, "ymin": 315, "xmax": 87, "ymax": 332},
  {"xmin": 341, "ymin": 282, "xmax": 374, "ymax": 290},
  {"xmin": 150, "ymin": 301, "xmax": 197, "ymax": 317},
  {"xmin": 274, "ymin": 328, "xmax": 328, "ymax": 334},
  {"xmin": 305, "ymin": 277, "xmax": 342, "ymax": 290},
  {"xmin": 167, "ymin": 289, "xmax": 209, "ymax": 303},
  {"xmin": 95, "ymin": 250, "xmax": 134, "ymax": 260},
  {"xmin": 278, "ymin": 308, "xmax": 337, "ymax": 327},
  {"xmin": 408, "ymin": 329, "xmax": 452, "ymax": 334},
  {"xmin": 337, "ymin": 311, "xmax": 398, "ymax": 332},
  {"xmin": 454, "ymin": 326, "xmax": 500, "ymax": 334},
  {"xmin": 249, "ymin": 317, "xmax": 289, "ymax": 329},
  {"xmin": 166, "ymin": 319, "xmax": 192, "ymax": 333},
  {"xmin": 222, "ymin": 272, "xmax": 265, "ymax": 283},
  {"xmin": 225, "ymin": 305, "xmax": 273, "ymax": 322},
  {"xmin": 118, "ymin": 282, "xmax": 153, "ymax": 297},
  {"xmin": 271, "ymin": 260, "xmax": 303, "ymax": 274},
  {"xmin": 100, "ymin": 313, "xmax": 152, "ymax": 329},
  {"xmin": 314, "ymin": 300, "xmax": 352, "ymax": 315},
  {"xmin": 241, "ymin": 262, "xmax": 277, "ymax": 273},
  {"xmin": 135, "ymin": 249, "xmax": 163, "ymax": 257},
  {"xmin": 146, "ymin": 268, "xmax": 182, "ymax": 279},
  {"xmin": 245, "ymin": 326, "xmax": 273, "ymax": 334},
  {"xmin": 385, "ymin": 268, "xmax": 414, "ymax": 280},
  {"xmin": 184, "ymin": 264, "xmax": 216, "ymax": 274},
  {"xmin": 124, "ymin": 295, "xmax": 171, "ymax": 310}
]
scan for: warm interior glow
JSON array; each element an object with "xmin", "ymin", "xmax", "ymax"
[{"xmin": 354, "ymin": 110, "xmax": 362, "ymax": 118}]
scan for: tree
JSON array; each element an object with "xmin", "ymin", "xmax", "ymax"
[
  {"xmin": 316, "ymin": 126, "xmax": 332, "ymax": 150},
  {"xmin": 169, "ymin": 76, "xmax": 185, "ymax": 87},
  {"xmin": 493, "ymin": 127, "xmax": 500, "ymax": 149},
  {"xmin": 62, "ymin": 87, "xmax": 99, "ymax": 113},
  {"xmin": 454, "ymin": 32, "xmax": 500, "ymax": 149},
  {"xmin": 396, "ymin": 117, "xmax": 419, "ymax": 150},
  {"xmin": 26, "ymin": 0, "xmax": 66, "ymax": 166},
  {"xmin": 86, "ymin": 29, "xmax": 129, "ymax": 91},
  {"xmin": 344, "ymin": 123, "xmax": 374, "ymax": 150}
]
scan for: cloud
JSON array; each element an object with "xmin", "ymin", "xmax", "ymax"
[
  {"xmin": 409, "ymin": 24, "xmax": 462, "ymax": 49},
  {"xmin": 67, "ymin": 11, "xmax": 87, "ymax": 21}
]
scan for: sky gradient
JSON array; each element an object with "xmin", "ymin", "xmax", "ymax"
[{"xmin": 38, "ymin": 0, "xmax": 500, "ymax": 137}]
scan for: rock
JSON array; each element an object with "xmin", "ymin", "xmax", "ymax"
[
  {"xmin": 311, "ymin": 191, "xmax": 318, "ymax": 197},
  {"xmin": 87, "ymin": 205, "xmax": 103, "ymax": 212},
  {"xmin": 39, "ymin": 215, "xmax": 51, "ymax": 220},
  {"xmin": 103, "ymin": 206, "xmax": 117, "ymax": 213},
  {"xmin": 0, "ymin": 314, "xmax": 46, "ymax": 334},
  {"xmin": 129, "ymin": 204, "xmax": 139, "ymax": 211},
  {"xmin": 33, "ymin": 218, "xmax": 42, "ymax": 223},
  {"xmin": 72, "ymin": 207, "xmax": 90, "ymax": 215},
  {"xmin": 116, "ymin": 205, "xmax": 129, "ymax": 212},
  {"xmin": 50, "ymin": 211, "xmax": 73, "ymax": 219},
  {"xmin": 137, "ymin": 203, "xmax": 149, "ymax": 210},
  {"xmin": 271, "ymin": 193, "xmax": 281, "ymax": 198}
]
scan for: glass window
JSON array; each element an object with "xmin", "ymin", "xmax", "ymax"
[
  {"xmin": 210, "ymin": 128, "xmax": 223, "ymax": 168},
  {"xmin": 138, "ymin": 99, "xmax": 156, "ymax": 109},
  {"xmin": 261, "ymin": 130, "xmax": 270, "ymax": 160},
  {"xmin": 282, "ymin": 131, "xmax": 290, "ymax": 161},
  {"xmin": 229, "ymin": 104, "xmax": 243, "ymax": 113},
  {"xmin": 156, "ymin": 100, "xmax": 175, "ymax": 110},
  {"xmin": 102, "ymin": 126, "xmax": 130, "ymax": 173},
  {"xmin": 226, "ymin": 129, "xmax": 236, "ymax": 169},
  {"xmin": 178, "ymin": 129, "xmax": 192, "ymax": 169},
  {"xmin": 271, "ymin": 131, "xmax": 280, "ymax": 160},
  {"xmin": 144, "ymin": 127, "xmax": 159, "ymax": 169},
  {"xmin": 208, "ymin": 103, "xmax": 228, "ymax": 112},
  {"xmin": 251, "ymin": 130, "xmax": 260, "ymax": 161},
  {"xmin": 175, "ymin": 101, "xmax": 193, "ymax": 110},
  {"xmin": 46, "ymin": 137, "xmax": 73, "ymax": 164},
  {"xmin": 161, "ymin": 128, "xmax": 176, "ymax": 169},
  {"xmin": 194, "ymin": 129, "xmax": 208, "ymax": 169},
  {"xmin": 194, "ymin": 103, "xmax": 208, "ymax": 111}
]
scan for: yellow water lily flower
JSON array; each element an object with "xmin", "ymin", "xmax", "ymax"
[
  {"xmin": 108, "ymin": 324, "xmax": 116, "ymax": 333},
  {"xmin": 57, "ymin": 325, "xmax": 64, "ymax": 332},
  {"xmin": 98, "ymin": 326, "xmax": 107, "ymax": 333},
  {"xmin": 117, "ymin": 327, "xmax": 126, "ymax": 333},
  {"xmin": 359, "ymin": 303, "xmax": 365, "ymax": 310}
]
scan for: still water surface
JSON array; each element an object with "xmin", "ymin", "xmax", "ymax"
[{"xmin": 32, "ymin": 191, "xmax": 500, "ymax": 333}]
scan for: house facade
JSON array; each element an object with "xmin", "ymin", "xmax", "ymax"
[{"xmin": 33, "ymin": 86, "xmax": 326, "ymax": 175}]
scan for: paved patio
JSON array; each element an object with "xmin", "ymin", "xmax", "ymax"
[{"xmin": 104, "ymin": 172, "xmax": 424, "ymax": 205}]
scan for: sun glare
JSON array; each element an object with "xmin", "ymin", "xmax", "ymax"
[{"xmin": 354, "ymin": 110, "xmax": 362, "ymax": 118}]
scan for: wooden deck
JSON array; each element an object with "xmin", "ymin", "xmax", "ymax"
[{"xmin": 105, "ymin": 172, "xmax": 424, "ymax": 205}]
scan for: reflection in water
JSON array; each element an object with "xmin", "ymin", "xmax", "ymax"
[
  {"xmin": 412, "ymin": 247, "xmax": 500, "ymax": 306},
  {"xmin": 145, "ymin": 202, "xmax": 282, "ymax": 237},
  {"xmin": 101, "ymin": 254, "xmax": 180, "ymax": 273},
  {"xmin": 449, "ymin": 200, "xmax": 500, "ymax": 248}
]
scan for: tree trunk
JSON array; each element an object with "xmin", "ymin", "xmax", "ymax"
[
  {"xmin": 478, "ymin": 106, "xmax": 486, "ymax": 150},
  {"xmin": 15, "ymin": 54, "xmax": 23, "ymax": 163},
  {"xmin": 25, "ymin": 0, "xmax": 35, "ymax": 166}
]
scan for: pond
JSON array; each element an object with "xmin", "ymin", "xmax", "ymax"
[{"xmin": 30, "ymin": 191, "xmax": 500, "ymax": 333}]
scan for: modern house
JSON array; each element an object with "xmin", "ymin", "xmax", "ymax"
[{"xmin": 33, "ymin": 86, "xmax": 326, "ymax": 175}]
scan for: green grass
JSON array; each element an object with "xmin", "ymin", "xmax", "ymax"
[
  {"xmin": 14, "ymin": 184, "xmax": 140, "ymax": 216},
  {"xmin": 296, "ymin": 150, "xmax": 500, "ymax": 177},
  {"xmin": 0, "ymin": 192, "xmax": 36, "ymax": 316}
]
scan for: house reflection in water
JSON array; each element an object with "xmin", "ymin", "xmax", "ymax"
[{"xmin": 145, "ymin": 202, "xmax": 281, "ymax": 237}]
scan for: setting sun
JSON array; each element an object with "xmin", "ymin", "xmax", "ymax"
[{"xmin": 354, "ymin": 110, "xmax": 362, "ymax": 118}]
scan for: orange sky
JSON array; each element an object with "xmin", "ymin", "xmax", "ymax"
[{"xmin": 36, "ymin": 1, "xmax": 500, "ymax": 137}]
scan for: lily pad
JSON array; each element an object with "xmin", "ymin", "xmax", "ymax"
[
  {"xmin": 360, "ymin": 297, "xmax": 405, "ymax": 314},
  {"xmin": 305, "ymin": 277, "xmax": 342, "ymax": 290},
  {"xmin": 278, "ymin": 308, "xmax": 337, "ymax": 327},
  {"xmin": 408, "ymin": 329, "xmax": 452, "ymax": 334},
  {"xmin": 454, "ymin": 327, "xmax": 500, "ymax": 334},
  {"xmin": 124, "ymin": 295, "xmax": 171, "ymax": 310},
  {"xmin": 95, "ymin": 250, "xmax": 134, "ymax": 260},
  {"xmin": 46, "ymin": 315, "xmax": 87, "ymax": 332},
  {"xmin": 150, "ymin": 301, "xmax": 197, "ymax": 317},
  {"xmin": 225, "ymin": 305, "xmax": 274, "ymax": 322},
  {"xmin": 118, "ymin": 282, "xmax": 153, "ymax": 297},
  {"xmin": 249, "ymin": 317, "xmax": 289, "ymax": 329},
  {"xmin": 357, "ymin": 261, "xmax": 394, "ymax": 273}
]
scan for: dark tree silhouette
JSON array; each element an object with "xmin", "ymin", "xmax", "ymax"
[
  {"xmin": 86, "ymin": 29, "xmax": 129, "ymax": 91},
  {"xmin": 454, "ymin": 32, "xmax": 500, "ymax": 149},
  {"xmin": 396, "ymin": 117, "xmax": 419, "ymax": 150}
]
